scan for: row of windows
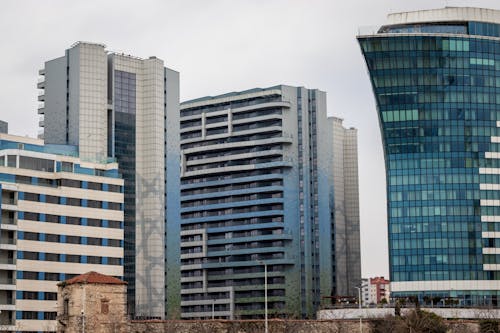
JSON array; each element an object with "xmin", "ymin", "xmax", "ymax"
[
  {"xmin": 484, "ymin": 254, "xmax": 500, "ymax": 264},
  {"xmin": 373, "ymin": 73, "xmax": 500, "ymax": 89},
  {"xmin": 0, "ymin": 154, "xmax": 113, "ymax": 177},
  {"xmin": 392, "ymin": 270, "xmax": 498, "ymax": 282},
  {"xmin": 19, "ymin": 251, "xmax": 122, "ymax": 265},
  {"xmin": 10, "ymin": 174, "xmax": 121, "ymax": 192},
  {"xmin": 180, "ymin": 95, "xmax": 282, "ymax": 117},
  {"xmin": 182, "ymin": 192, "xmax": 282, "ymax": 208},
  {"xmin": 22, "ymin": 192, "xmax": 121, "ymax": 210},
  {"xmin": 19, "ymin": 291, "xmax": 57, "ymax": 300},
  {"xmin": 392, "ymin": 254, "xmax": 483, "ymax": 266},
  {"xmin": 180, "ymin": 131, "xmax": 282, "ymax": 150},
  {"xmin": 387, "ymin": 142, "xmax": 492, "ymax": 154},
  {"xmin": 388, "ymin": 174, "xmax": 479, "ymax": 186},
  {"xmin": 390, "ymin": 205, "xmax": 477, "ymax": 218},
  {"xmin": 18, "ymin": 271, "xmax": 78, "ymax": 281},
  {"xmin": 390, "ymin": 222, "xmax": 479, "ymax": 234},
  {"xmin": 181, "ymin": 169, "xmax": 283, "ymax": 185},
  {"xmin": 181, "ymin": 204, "xmax": 284, "ymax": 220},
  {"xmin": 360, "ymin": 36, "xmax": 500, "ymax": 56},
  {"xmin": 181, "ymin": 216, "xmax": 284, "ymax": 231},
  {"xmin": 21, "ymin": 231, "xmax": 121, "ymax": 247},
  {"xmin": 390, "ymin": 190, "xmax": 479, "ymax": 202},
  {"xmin": 185, "ymin": 144, "xmax": 283, "ymax": 162},
  {"xmin": 20, "ymin": 212, "xmax": 121, "ymax": 228},
  {"xmin": 181, "ymin": 180, "xmax": 283, "ymax": 197},
  {"xmin": 18, "ymin": 311, "xmax": 56, "ymax": 320},
  {"xmin": 378, "ymin": 91, "xmax": 500, "ymax": 106},
  {"xmin": 391, "ymin": 238, "xmax": 481, "ymax": 250},
  {"xmin": 388, "ymin": 157, "xmax": 500, "ymax": 170},
  {"xmin": 381, "ymin": 109, "xmax": 500, "ymax": 123}
]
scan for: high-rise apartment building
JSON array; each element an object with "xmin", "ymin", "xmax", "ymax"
[
  {"xmin": 359, "ymin": 7, "xmax": 500, "ymax": 305},
  {"xmin": 179, "ymin": 85, "xmax": 361, "ymax": 319},
  {"xmin": 38, "ymin": 42, "xmax": 180, "ymax": 318},
  {"xmin": 0, "ymin": 132, "xmax": 123, "ymax": 332}
]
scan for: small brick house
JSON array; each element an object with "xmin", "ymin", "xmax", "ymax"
[{"xmin": 57, "ymin": 271, "xmax": 128, "ymax": 333}]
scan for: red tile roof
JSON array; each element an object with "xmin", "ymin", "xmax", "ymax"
[{"xmin": 59, "ymin": 271, "xmax": 127, "ymax": 286}]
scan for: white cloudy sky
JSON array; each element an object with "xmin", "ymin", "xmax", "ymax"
[{"xmin": 2, "ymin": 0, "xmax": 500, "ymax": 278}]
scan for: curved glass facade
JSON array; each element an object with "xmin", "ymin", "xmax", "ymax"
[{"xmin": 359, "ymin": 18, "xmax": 500, "ymax": 306}]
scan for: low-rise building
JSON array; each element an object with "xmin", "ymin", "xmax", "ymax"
[{"xmin": 369, "ymin": 277, "xmax": 390, "ymax": 304}]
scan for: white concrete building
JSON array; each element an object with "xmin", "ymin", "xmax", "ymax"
[{"xmin": 0, "ymin": 132, "xmax": 123, "ymax": 332}]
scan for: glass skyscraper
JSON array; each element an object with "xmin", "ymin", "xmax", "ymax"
[{"xmin": 359, "ymin": 7, "xmax": 500, "ymax": 305}]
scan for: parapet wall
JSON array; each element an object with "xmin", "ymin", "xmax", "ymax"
[{"xmin": 126, "ymin": 319, "xmax": 479, "ymax": 333}]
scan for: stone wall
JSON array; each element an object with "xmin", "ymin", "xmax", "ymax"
[{"xmin": 126, "ymin": 319, "xmax": 479, "ymax": 333}]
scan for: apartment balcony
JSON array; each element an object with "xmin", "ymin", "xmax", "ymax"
[
  {"xmin": 0, "ymin": 204, "xmax": 17, "ymax": 212},
  {"xmin": 37, "ymin": 103, "xmax": 45, "ymax": 114},
  {"xmin": 0, "ymin": 324, "xmax": 16, "ymax": 331},
  {"xmin": 0, "ymin": 264, "xmax": 15, "ymax": 272},
  {"xmin": 39, "ymin": 119, "xmax": 44, "ymax": 127},
  {"xmin": 37, "ymin": 91, "xmax": 45, "ymax": 102},
  {"xmin": 0, "ymin": 304, "xmax": 15, "ymax": 312},
  {"xmin": 37, "ymin": 77, "xmax": 45, "ymax": 89},
  {"xmin": 0, "ymin": 245, "xmax": 15, "ymax": 251},
  {"xmin": 38, "ymin": 68, "xmax": 45, "ymax": 76}
]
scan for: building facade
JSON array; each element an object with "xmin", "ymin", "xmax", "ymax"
[
  {"xmin": 0, "ymin": 132, "xmax": 123, "ymax": 332},
  {"xmin": 359, "ymin": 7, "xmax": 500, "ymax": 305},
  {"xmin": 179, "ymin": 86, "xmax": 361, "ymax": 319},
  {"xmin": 369, "ymin": 277, "xmax": 390, "ymax": 304},
  {"xmin": 38, "ymin": 42, "xmax": 180, "ymax": 318}
]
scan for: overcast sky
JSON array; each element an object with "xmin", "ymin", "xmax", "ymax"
[{"xmin": 2, "ymin": 0, "xmax": 500, "ymax": 279}]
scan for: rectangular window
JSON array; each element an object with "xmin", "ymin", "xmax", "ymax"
[
  {"xmin": 19, "ymin": 156, "xmax": 54, "ymax": 172},
  {"xmin": 22, "ymin": 311, "xmax": 38, "ymax": 319},
  {"xmin": 23, "ymin": 212, "xmax": 39, "ymax": 221},
  {"xmin": 108, "ymin": 257, "xmax": 121, "ymax": 265},
  {"xmin": 44, "ymin": 292, "xmax": 57, "ymax": 300},
  {"xmin": 87, "ymin": 237, "xmax": 102, "ymax": 246},
  {"xmin": 44, "ymin": 312, "xmax": 56, "ymax": 320},
  {"xmin": 23, "ymin": 252, "xmax": 38, "ymax": 260},
  {"xmin": 45, "ymin": 195, "xmax": 59, "ymax": 204},
  {"xmin": 24, "ymin": 232, "xmax": 39, "ymax": 241},
  {"xmin": 46, "ymin": 234, "xmax": 60, "ymax": 242},
  {"xmin": 87, "ymin": 182, "xmax": 102, "ymax": 191},
  {"xmin": 108, "ymin": 239, "xmax": 121, "ymax": 247},
  {"xmin": 45, "ymin": 214, "xmax": 59, "ymax": 223},
  {"xmin": 61, "ymin": 179, "xmax": 81, "ymax": 188},
  {"xmin": 87, "ymin": 200, "xmax": 102, "ymax": 208},
  {"xmin": 66, "ymin": 216, "xmax": 80, "ymax": 225},
  {"xmin": 23, "ymin": 193, "xmax": 40, "ymax": 202},
  {"xmin": 23, "ymin": 271, "xmax": 38, "ymax": 280},
  {"xmin": 87, "ymin": 219, "xmax": 101, "ymax": 227},
  {"xmin": 23, "ymin": 291, "xmax": 38, "ymax": 300},
  {"xmin": 109, "ymin": 220, "xmax": 121, "ymax": 229},
  {"xmin": 108, "ymin": 202, "xmax": 121, "ymax": 211},
  {"xmin": 66, "ymin": 255, "xmax": 80, "ymax": 263},
  {"xmin": 45, "ymin": 273, "xmax": 59, "ymax": 281},
  {"xmin": 66, "ymin": 236, "xmax": 80, "ymax": 244},
  {"xmin": 87, "ymin": 256, "xmax": 102, "ymax": 264},
  {"xmin": 108, "ymin": 184, "xmax": 121, "ymax": 193},
  {"xmin": 15, "ymin": 175, "xmax": 31, "ymax": 184},
  {"xmin": 66, "ymin": 198, "xmax": 81, "ymax": 206},
  {"xmin": 7, "ymin": 155, "xmax": 16, "ymax": 167},
  {"xmin": 61, "ymin": 162, "xmax": 73, "ymax": 172},
  {"xmin": 45, "ymin": 253, "xmax": 60, "ymax": 262}
]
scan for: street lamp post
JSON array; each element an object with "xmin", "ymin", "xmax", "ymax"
[
  {"xmin": 257, "ymin": 260, "xmax": 268, "ymax": 333},
  {"xmin": 354, "ymin": 286, "xmax": 362, "ymax": 333}
]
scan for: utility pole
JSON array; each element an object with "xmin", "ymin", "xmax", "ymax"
[
  {"xmin": 257, "ymin": 260, "xmax": 268, "ymax": 333},
  {"xmin": 355, "ymin": 286, "xmax": 362, "ymax": 333}
]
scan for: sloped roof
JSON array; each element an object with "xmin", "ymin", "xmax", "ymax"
[{"xmin": 59, "ymin": 271, "xmax": 127, "ymax": 286}]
